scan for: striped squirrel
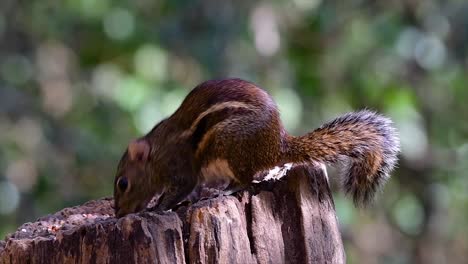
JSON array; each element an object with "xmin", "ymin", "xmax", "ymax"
[{"xmin": 113, "ymin": 78, "xmax": 400, "ymax": 217}]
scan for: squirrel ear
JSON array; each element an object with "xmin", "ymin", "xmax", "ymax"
[{"xmin": 128, "ymin": 139, "xmax": 150, "ymax": 162}]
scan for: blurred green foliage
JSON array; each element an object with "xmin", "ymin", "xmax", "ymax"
[{"xmin": 1, "ymin": 0, "xmax": 467, "ymax": 263}]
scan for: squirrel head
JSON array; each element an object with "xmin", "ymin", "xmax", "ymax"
[{"xmin": 113, "ymin": 139, "xmax": 160, "ymax": 217}]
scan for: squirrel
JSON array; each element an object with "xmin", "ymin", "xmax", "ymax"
[{"xmin": 113, "ymin": 78, "xmax": 400, "ymax": 217}]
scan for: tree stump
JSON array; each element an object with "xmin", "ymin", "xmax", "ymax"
[{"xmin": 0, "ymin": 165, "xmax": 345, "ymax": 264}]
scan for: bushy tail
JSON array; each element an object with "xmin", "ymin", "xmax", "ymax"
[{"xmin": 287, "ymin": 110, "xmax": 400, "ymax": 205}]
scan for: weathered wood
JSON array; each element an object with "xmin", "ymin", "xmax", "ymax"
[{"xmin": 0, "ymin": 165, "xmax": 345, "ymax": 264}]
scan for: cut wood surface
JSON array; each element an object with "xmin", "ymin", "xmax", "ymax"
[{"xmin": 0, "ymin": 165, "xmax": 345, "ymax": 264}]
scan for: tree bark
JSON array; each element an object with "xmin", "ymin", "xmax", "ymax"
[{"xmin": 0, "ymin": 164, "xmax": 345, "ymax": 264}]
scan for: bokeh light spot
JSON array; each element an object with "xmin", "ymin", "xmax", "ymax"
[
  {"xmin": 161, "ymin": 88, "xmax": 186, "ymax": 117},
  {"xmin": 134, "ymin": 44, "xmax": 168, "ymax": 82},
  {"xmin": 103, "ymin": 8, "xmax": 135, "ymax": 41},
  {"xmin": 69, "ymin": 0, "xmax": 111, "ymax": 18},
  {"xmin": 91, "ymin": 64, "xmax": 123, "ymax": 99},
  {"xmin": 293, "ymin": 0, "xmax": 322, "ymax": 11},
  {"xmin": 396, "ymin": 27, "xmax": 423, "ymax": 60},
  {"xmin": 414, "ymin": 35, "xmax": 446, "ymax": 70},
  {"xmin": 13, "ymin": 118, "xmax": 43, "ymax": 153},
  {"xmin": 393, "ymin": 194, "xmax": 424, "ymax": 235},
  {"xmin": 113, "ymin": 77, "xmax": 151, "ymax": 112},
  {"xmin": 250, "ymin": 4, "xmax": 280, "ymax": 57},
  {"xmin": 135, "ymin": 100, "xmax": 163, "ymax": 134},
  {"xmin": 6, "ymin": 159, "xmax": 38, "ymax": 192},
  {"xmin": 0, "ymin": 181, "xmax": 20, "ymax": 215},
  {"xmin": 272, "ymin": 88, "xmax": 303, "ymax": 132}
]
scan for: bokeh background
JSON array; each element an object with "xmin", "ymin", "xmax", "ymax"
[{"xmin": 0, "ymin": 0, "xmax": 467, "ymax": 263}]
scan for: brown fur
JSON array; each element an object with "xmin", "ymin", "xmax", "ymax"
[{"xmin": 113, "ymin": 79, "xmax": 400, "ymax": 217}]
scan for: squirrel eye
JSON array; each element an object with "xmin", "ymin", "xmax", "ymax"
[{"xmin": 117, "ymin": 177, "xmax": 129, "ymax": 192}]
